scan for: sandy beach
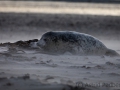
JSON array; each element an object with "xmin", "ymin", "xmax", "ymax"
[{"xmin": 0, "ymin": 1, "xmax": 120, "ymax": 90}]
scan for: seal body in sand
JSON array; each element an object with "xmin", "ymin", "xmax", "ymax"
[{"xmin": 37, "ymin": 31, "xmax": 119, "ymax": 56}]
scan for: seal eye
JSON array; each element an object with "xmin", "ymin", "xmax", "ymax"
[{"xmin": 44, "ymin": 38, "xmax": 47, "ymax": 42}]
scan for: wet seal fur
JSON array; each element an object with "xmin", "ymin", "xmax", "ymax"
[{"xmin": 37, "ymin": 31, "xmax": 119, "ymax": 56}]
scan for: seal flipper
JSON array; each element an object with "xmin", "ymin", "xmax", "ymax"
[{"xmin": 105, "ymin": 49, "xmax": 120, "ymax": 56}]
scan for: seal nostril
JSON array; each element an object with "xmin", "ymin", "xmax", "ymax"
[{"xmin": 37, "ymin": 39, "xmax": 46, "ymax": 47}]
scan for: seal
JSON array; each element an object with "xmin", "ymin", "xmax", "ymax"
[{"xmin": 37, "ymin": 31, "xmax": 119, "ymax": 56}]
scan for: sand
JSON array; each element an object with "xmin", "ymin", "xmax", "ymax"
[{"xmin": 0, "ymin": 1, "xmax": 120, "ymax": 90}]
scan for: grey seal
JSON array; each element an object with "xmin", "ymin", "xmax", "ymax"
[{"xmin": 37, "ymin": 31, "xmax": 119, "ymax": 56}]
